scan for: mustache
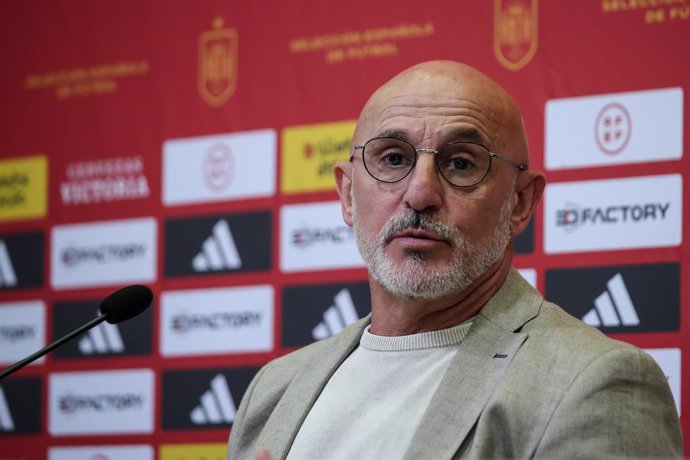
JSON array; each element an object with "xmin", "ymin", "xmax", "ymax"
[{"xmin": 380, "ymin": 210, "xmax": 457, "ymax": 243}]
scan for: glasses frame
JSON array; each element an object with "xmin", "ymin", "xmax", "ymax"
[{"xmin": 350, "ymin": 136, "xmax": 529, "ymax": 188}]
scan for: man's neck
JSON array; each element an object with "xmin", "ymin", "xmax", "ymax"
[{"xmin": 368, "ymin": 250, "xmax": 514, "ymax": 336}]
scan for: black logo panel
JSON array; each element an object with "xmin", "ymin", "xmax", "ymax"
[
  {"xmin": 282, "ymin": 281, "xmax": 371, "ymax": 347},
  {"xmin": 0, "ymin": 377, "xmax": 41, "ymax": 435},
  {"xmin": 0, "ymin": 232, "xmax": 43, "ymax": 290},
  {"xmin": 165, "ymin": 211, "xmax": 271, "ymax": 277},
  {"xmin": 545, "ymin": 263, "xmax": 679, "ymax": 333},
  {"xmin": 162, "ymin": 367, "xmax": 259, "ymax": 430},
  {"xmin": 51, "ymin": 300, "xmax": 152, "ymax": 359}
]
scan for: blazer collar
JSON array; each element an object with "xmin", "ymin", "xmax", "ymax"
[{"xmin": 403, "ymin": 267, "xmax": 544, "ymax": 459}]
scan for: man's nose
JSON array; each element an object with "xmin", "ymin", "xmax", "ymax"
[{"xmin": 402, "ymin": 151, "xmax": 443, "ymax": 212}]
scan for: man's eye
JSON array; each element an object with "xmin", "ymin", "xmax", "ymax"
[
  {"xmin": 452, "ymin": 157, "xmax": 472, "ymax": 170},
  {"xmin": 384, "ymin": 153, "xmax": 404, "ymax": 166}
]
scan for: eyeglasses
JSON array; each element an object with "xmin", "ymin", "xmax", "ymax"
[{"xmin": 351, "ymin": 136, "xmax": 528, "ymax": 187}]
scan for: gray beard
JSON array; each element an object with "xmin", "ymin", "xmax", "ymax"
[{"xmin": 353, "ymin": 198, "xmax": 513, "ymax": 301}]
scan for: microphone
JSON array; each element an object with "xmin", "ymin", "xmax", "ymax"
[{"xmin": 0, "ymin": 284, "xmax": 153, "ymax": 380}]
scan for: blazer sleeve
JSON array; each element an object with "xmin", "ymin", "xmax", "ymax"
[{"xmin": 533, "ymin": 346, "xmax": 683, "ymax": 458}]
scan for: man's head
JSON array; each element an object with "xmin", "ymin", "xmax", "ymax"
[{"xmin": 335, "ymin": 60, "xmax": 544, "ymax": 301}]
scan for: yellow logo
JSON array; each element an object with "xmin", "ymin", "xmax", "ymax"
[
  {"xmin": 159, "ymin": 443, "xmax": 226, "ymax": 460},
  {"xmin": 281, "ymin": 120, "xmax": 356, "ymax": 194},
  {"xmin": 494, "ymin": 0, "xmax": 538, "ymax": 71},
  {"xmin": 199, "ymin": 17, "xmax": 238, "ymax": 107},
  {"xmin": 0, "ymin": 155, "xmax": 47, "ymax": 222}
]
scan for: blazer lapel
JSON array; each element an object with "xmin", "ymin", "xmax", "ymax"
[
  {"xmin": 404, "ymin": 269, "xmax": 543, "ymax": 459},
  {"xmin": 257, "ymin": 317, "xmax": 369, "ymax": 458}
]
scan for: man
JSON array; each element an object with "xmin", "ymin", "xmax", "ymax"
[{"xmin": 227, "ymin": 61, "xmax": 682, "ymax": 459}]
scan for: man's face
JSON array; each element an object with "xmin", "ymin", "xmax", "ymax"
[{"xmin": 345, "ymin": 68, "xmax": 522, "ymax": 301}]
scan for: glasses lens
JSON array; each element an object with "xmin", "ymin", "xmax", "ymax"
[
  {"xmin": 362, "ymin": 137, "xmax": 416, "ymax": 183},
  {"xmin": 436, "ymin": 142, "xmax": 491, "ymax": 187}
]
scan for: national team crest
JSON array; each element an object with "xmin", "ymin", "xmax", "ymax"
[
  {"xmin": 198, "ymin": 17, "xmax": 238, "ymax": 106},
  {"xmin": 494, "ymin": 0, "xmax": 538, "ymax": 71}
]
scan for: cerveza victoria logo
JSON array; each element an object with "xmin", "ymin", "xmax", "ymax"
[
  {"xmin": 0, "ymin": 301, "xmax": 45, "ymax": 366},
  {"xmin": 52, "ymin": 300, "xmax": 152, "ymax": 359},
  {"xmin": 544, "ymin": 174, "xmax": 681, "ymax": 254},
  {"xmin": 49, "ymin": 369, "xmax": 154, "ymax": 435},
  {"xmin": 0, "ymin": 232, "xmax": 43, "ymax": 290},
  {"xmin": 282, "ymin": 281, "xmax": 371, "ymax": 347},
  {"xmin": 545, "ymin": 263, "xmax": 679, "ymax": 333},
  {"xmin": 165, "ymin": 211, "xmax": 271, "ymax": 277},
  {"xmin": 162, "ymin": 367, "xmax": 259, "ymax": 430}
]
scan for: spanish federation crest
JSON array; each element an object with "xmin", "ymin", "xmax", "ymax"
[
  {"xmin": 494, "ymin": 0, "xmax": 538, "ymax": 71},
  {"xmin": 198, "ymin": 17, "xmax": 238, "ymax": 106}
]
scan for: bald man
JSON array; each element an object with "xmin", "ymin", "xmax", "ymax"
[{"xmin": 227, "ymin": 61, "xmax": 682, "ymax": 459}]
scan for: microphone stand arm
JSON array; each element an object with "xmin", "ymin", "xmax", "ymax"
[{"xmin": 0, "ymin": 314, "xmax": 107, "ymax": 381}]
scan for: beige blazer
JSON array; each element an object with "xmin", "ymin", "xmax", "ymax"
[{"xmin": 227, "ymin": 269, "xmax": 682, "ymax": 459}]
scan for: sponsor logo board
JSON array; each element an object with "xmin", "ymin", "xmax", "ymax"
[
  {"xmin": 52, "ymin": 300, "xmax": 152, "ymax": 359},
  {"xmin": 161, "ymin": 285, "xmax": 273, "ymax": 356},
  {"xmin": 160, "ymin": 443, "xmax": 227, "ymax": 460},
  {"xmin": 493, "ymin": 0, "xmax": 538, "ymax": 71},
  {"xmin": 48, "ymin": 445, "xmax": 154, "ymax": 460},
  {"xmin": 49, "ymin": 369, "xmax": 154, "ymax": 435},
  {"xmin": 163, "ymin": 130, "xmax": 275, "ymax": 205},
  {"xmin": 0, "ymin": 155, "xmax": 47, "ymax": 222},
  {"xmin": 281, "ymin": 120, "xmax": 356, "ymax": 194},
  {"xmin": 280, "ymin": 201, "xmax": 364, "ymax": 272},
  {"xmin": 0, "ymin": 301, "xmax": 45, "ymax": 365},
  {"xmin": 60, "ymin": 156, "xmax": 150, "ymax": 206},
  {"xmin": 544, "ymin": 174, "xmax": 682, "ymax": 253},
  {"xmin": 282, "ymin": 282, "xmax": 371, "ymax": 347},
  {"xmin": 0, "ymin": 232, "xmax": 44, "ymax": 290},
  {"xmin": 644, "ymin": 348, "xmax": 681, "ymax": 416},
  {"xmin": 162, "ymin": 367, "xmax": 258, "ymax": 430},
  {"xmin": 545, "ymin": 263, "xmax": 679, "ymax": 333},
  {"xmin": 545, "ymin": 87, "xmax": 683, "ymax": 169},
  {"xmin": 165, "ymin": 211, "xmax": 271, "ymax": 277},
  {"xmin": 0, "ymin": 377, "xmax": 41, "ymax": 435},
  {"xmin": 51, "ymin": 218, "xmax": 157, "ymax": 289}
]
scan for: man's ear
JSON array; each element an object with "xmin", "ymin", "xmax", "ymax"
[
  {"xmin": 511, "ymin": 170, "xmax": 546, "ymax": 236},
  {"xmin": 334, "ymin": 161, "xmax": 354, "ymax": 227}
]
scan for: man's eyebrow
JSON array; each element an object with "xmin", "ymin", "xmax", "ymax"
[
  {"xmin": 374, "ymin": 129, "xmax": 410, "ymax": 140},
  {"xmin": 444, "ymin": 127, "xmax": 487, "ymax": 145}
]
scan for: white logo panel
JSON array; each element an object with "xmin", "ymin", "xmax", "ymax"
[
  {"xmin": 51, "ymin": 218, "xmax": 157, "ymax": 289},
  {"xmin": 280, "ymin": 201, "xmax": 364, "ymax": 272},
  {"xmin": 544, "ymin": 174, "xmax": 682, "ymax": 254},
  {"xmin": 49, "ymin": 445, "xmax": 153, "ymax": 460},
  {"xmin": 163, "ymin": 129, "xmax": 276, "ymax": 206},
  {"xmin": 0, "ymin": 301, "xmax": 45, "ymax": 365},
  {"xmin": 49, "ymin": 369, "xmax": 154, "ymax": 435},
  {"xmin": 517, "ymin": 268, "xmax": 537, "ymax": 289},
  {"xmin": 644, "ymin": 348, "xmax": 681, "ymax": 416},
  {"xmin": 545, "ymin": 87, "xmax": 683, "ymax": 169},
  {"xmin": 161, "ymin": 285, "xmax": 273, "ymax": 357}
]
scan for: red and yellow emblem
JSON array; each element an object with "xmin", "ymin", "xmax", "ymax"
[
  {"xmin": 494, "ymin": 0, "xmax": 538, "ymax": 71},
  {"xmin": 198, "ymin": 17, "xmax": 238, "ymax": 106}
]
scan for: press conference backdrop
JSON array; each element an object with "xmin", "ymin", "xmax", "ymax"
[{"xmin": 0, "ymin": 1, "xmax": 688, "ymax": 458}]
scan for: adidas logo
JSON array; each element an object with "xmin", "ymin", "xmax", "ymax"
[
  {"xmin": 0, "ymin": 386, "xmax": 15, "ymax": 431},
  {"xmin": 192, "ymin": 220, "xmax": 242, "ymax": 272},
  {"xmin": 312, "ymin": 289, "xmax": 359, "ymax": 340},
  {"xmin": 0, "ymin": 241, "xmax": 18, "ymax": 288},
  {"xmin": 190, "ymin": 374, "xmax": 236, "ymax": 425},
  {"xmin": 78, "ymin": 317, "xmax": 125, "ymax": 354},
  {"xmin": 582, "ymin": 273, "xmax": 640, "ymax": 327}
]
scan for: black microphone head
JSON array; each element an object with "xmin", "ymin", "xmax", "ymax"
[{"xmin": 100, "ymin": 284, "xmax": 153, "ymax": 324}]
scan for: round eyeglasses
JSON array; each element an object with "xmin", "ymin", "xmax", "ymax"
[{"xmin": 351, "ymin": 136, "xmax": 528, "ymax": 187}]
